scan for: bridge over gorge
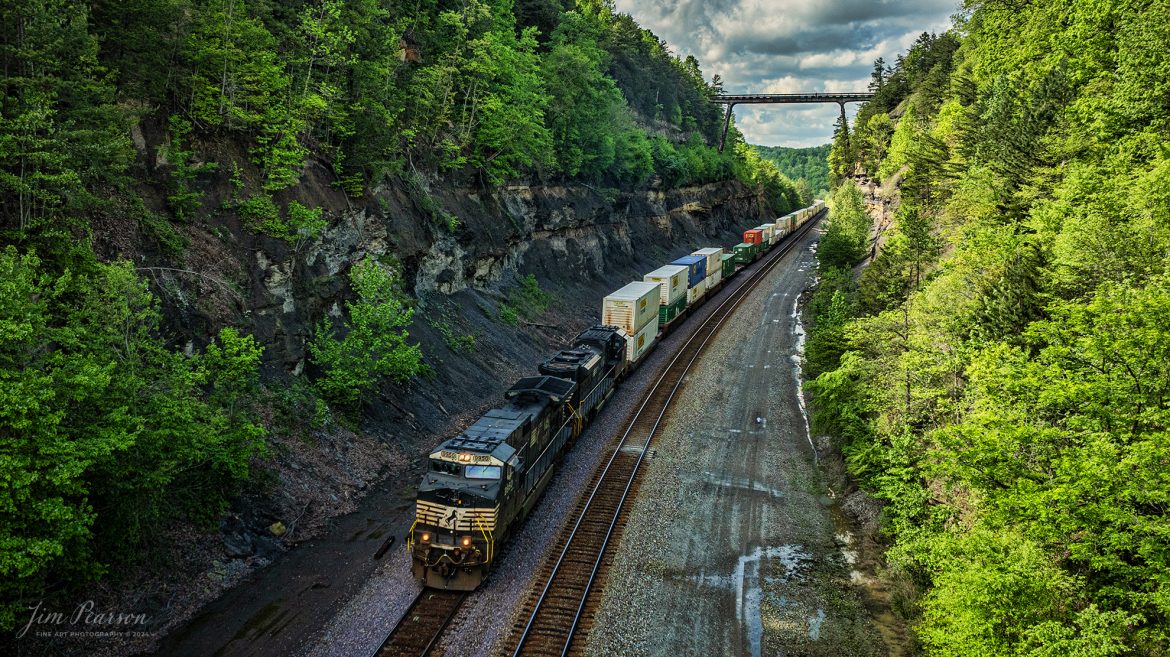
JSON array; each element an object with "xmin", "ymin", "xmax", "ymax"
[{"xmin": 709, "ymin": 93, "xmax": 875, "ymax": 152}]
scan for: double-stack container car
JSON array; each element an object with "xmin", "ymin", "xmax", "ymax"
[
  {"xmin": 773, "ymin": 216, "xmax": 789, "ymax": 240},
  {"xmin": 672, "ymin": 254, "xmax": 708, "ymax": 307},
  {"xmin": 603, "ymin": 281, "xmax": 661, "ymax": 365},
  {"xmin": 744, "ymin": 228, "xmax": 765, "ymax": 249},
  {"xmin": 755, "ymin": 224, "xmax": 777, "ymax": 248},
  {"xmin": 692, "ymin": 248, "xmax": 724, "ymax": 293},
  {"xmin": 733, "ymin": 242, "xmax": 756, "ymax": 265},
  {"xmin": 720, "ymin": 253, "xmax": 736, "ymax": 280},
  {"xmin": 643, "ymin": 264, "xmax": 689, "ymax": 331}
]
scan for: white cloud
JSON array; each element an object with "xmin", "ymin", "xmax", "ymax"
[{"xmin": 614, "ymin": 0, "xmax": 958, "ymax": 146}]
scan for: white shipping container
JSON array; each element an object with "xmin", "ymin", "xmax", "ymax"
[
  {"xmin": 755, "ymin": 224, "xmax": 776, "ymax": 245},
  {"xmin": 704, "ymin": 268, "xmax": 721, "ymax": 292},
  {"xmin": 643, "ymin": 265, "xmax": 688, "ymax": 307},
  {"xmin": 623, "ymin": 315, "xmax": 659, "ymax": 365},
  {"xmin": 686, "ymin": 276, "xmax": 708, "ymax": 306},
  {"xmin": 772, "ymin": 219, "xmax": 787, "ymax": 239},
  {"xmin": 691, "ymin": 248, "xmax": 723, "ymax": 280},
  {"xmin": 603, "ymin": 281, "xmax": 660, "ymax": 335}
]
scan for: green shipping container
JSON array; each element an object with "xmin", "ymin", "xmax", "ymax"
[
  {"xmin": 721, "ymin": 253, "xmax": 736, "ymax": 279},
  {"xmin": 659, "ymin": 296, "xmax": 687, "ymax": 327},
  {"xmin": 733, "ymin": 242, "xmax": 754, "ymax": 265}
]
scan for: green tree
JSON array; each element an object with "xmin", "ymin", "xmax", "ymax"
[
  {"xmin": 541, "ymin": 12, "xmax": 626, "ymax": 179},
  {"xmin": 309, "ymin": 257, "xmax": 424, "ymax": 405},
  {"xmin": 0, "ymin": 0, "xmax": 131, "ymax": 244},
  {"xmin": 808, "ymin": 4, "xmax": 1170, "ymax": 654},
  {"xmin": 818, "ymin": 184, "xmax": 871, "ymax": 270},
  {"xmin": 458, "ymin": 8, "xmax": 553, "ymax": 182},
  {"xmin": 753, "ymin": 144, "xmax": 831, "ymax": 196}
]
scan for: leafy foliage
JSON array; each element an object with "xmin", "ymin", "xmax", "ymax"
[
  {"xmin": 735, "ymin": 144, "xmax": 802, "ymax": 215},
  {"xmin": 752, "ymin": 144, "xmax": 831, "ymax": 196},
  {"xmin": 309, "ymin": 257, "xmax": 424, "ymax": 405},
  {"xmin": 0, "ymin": 247, "xmax": 264, "ymax": 630},
  {"xmin": 807, "ymin": 3, "xmax": 1170, "ymax": 654},
  {"xmin": 498, "ymin": 273, "xmax": 555, "ymax": 325},
  {"xmin": 818, "ymin": 184, "xmax": 871, "ymax": 270},
  {"xmin": 159, "ymin": 115, "xmax": 219, "ymax": 219}
]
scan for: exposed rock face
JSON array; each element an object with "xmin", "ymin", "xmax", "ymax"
[{"xmin": 175, "ymin": 175, "xmax": 771, "ymax": 377}]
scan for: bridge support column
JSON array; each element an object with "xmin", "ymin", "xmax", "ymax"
[{"xmin": 718, "ymin": 103, "xmax": 736, "ymax": 153}]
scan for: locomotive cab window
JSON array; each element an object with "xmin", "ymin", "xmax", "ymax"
[
  {"xmin": 431, "ymin": 459, "xmax": 461, "ymax": 475},
  {"xmin": 464, "ymin": 465, "xmax": 501, "ymax": 480}
]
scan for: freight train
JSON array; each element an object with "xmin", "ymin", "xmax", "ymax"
[{"xmin": 407, "ymin": 199, "xmax": 825, "ymax": 589}]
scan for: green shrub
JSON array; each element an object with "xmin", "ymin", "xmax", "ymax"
[
  {"xmin": 510, "ymin": 274, "xmax": 554, "ymax": 318},
  {"xmin": 160, "ymin": 115, "xmax": 218, "ymax": 219},
  {"xmin": 237, "ymin": 197, "xmax": 326, "ymax": 245},
  {"xmin": 308, "ymin": 257, "xmax": 424, "ymax": 405},
  {"xmin": 498, "ymin": 304, "xmax": 519, "ymax": 326},
  {"xmin": 138, "ymin": 210, "xmax": 188, "ymax": 256},
  {"xmin": 236, "ymin": 195, "xmax": 281, "ymax": 235},
  {"xmin": 431, "ymin": 316, "xmax": 476, "ymax": 353},
  {"xmin": 286, "ymin": 201, "xmax": 327, "ymax": 245}
]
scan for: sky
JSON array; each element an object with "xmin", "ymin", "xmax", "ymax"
[{"xmin": 613, "ymin": 0, "xmax": 959, "ymax": 148}]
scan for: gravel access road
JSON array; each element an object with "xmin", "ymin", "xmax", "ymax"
[{"xmin": 583, "ymin": 224, "xmax": 898, "ymax": 657}]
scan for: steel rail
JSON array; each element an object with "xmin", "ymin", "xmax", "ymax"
[
  {"xmin": 372, "ymin": 589, "xmax": 467, "ymax": 657},
  {"xmin": 510, "ymin": 211, "xmax": 824, "ymax": 657}
]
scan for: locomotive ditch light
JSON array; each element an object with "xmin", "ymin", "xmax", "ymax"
[
  {"xmin": 420, "ymin": 532, "xmax": 431, "ymax": 543},
  {"xmin": 461, "ymin": 536, "xmax": 472, "ymax": 547}
]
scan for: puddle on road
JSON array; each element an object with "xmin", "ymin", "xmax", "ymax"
[
  {"xmin": 827, "ymin": 500, "xmax": 915, "ymax": 656},
  {"xmin": 686, "ymin": 471, "xmax": 786, "ymax": 499},
  {"xmin": 808, "ymin": 608, "xmax": 826, "ymax": 640},
  {"xmin": 736, "ymin": 544, "xmax": 811, "ymax": 657},
  {"xmin": 835, "ymin": 530, "xmax": 868, "ymax": 585},
  {"xmin": 679, "ymin": 543, "xmax": 818, "ymax": 657},
  {"xmin": 790, "ymin": 296, "xmax": 816, "ymax": 460}
]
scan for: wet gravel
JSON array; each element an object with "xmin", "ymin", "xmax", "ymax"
[{"xmin": 301, "ymin": 247, "xmax": 782, "ymax": 657}]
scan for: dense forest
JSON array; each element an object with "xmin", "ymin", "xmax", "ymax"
[
  {"xmin": 753, "ymin": 143, "xmax": 830, "ymax": 197},
  {"xmin": 0, "ymin": 0, "xmax": 808, "ymax": 632},
  {"xmin": 807, "ymin": 1, "xmax": 1170, "ymax": 655}
]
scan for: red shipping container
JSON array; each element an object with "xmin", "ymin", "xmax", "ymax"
[{"xmin": 744, "ymin": 229, "xmax": 764, "ymax": 245}]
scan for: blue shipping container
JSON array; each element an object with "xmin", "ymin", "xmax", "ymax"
[{"xmin": 671, "ymin": 255, "xmax": 707, "ymax": 288}]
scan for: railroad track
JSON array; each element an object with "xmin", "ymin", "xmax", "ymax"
[
  {"xmin": 373, "ymin": 589, "xmax": 466, "ymax": 657},
  {"xmin": 505, "ymin": 212, "xmax": 823, "ymax": 657}
]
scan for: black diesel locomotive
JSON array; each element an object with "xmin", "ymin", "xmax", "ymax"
[{"xmin": 409, "ymin": 326, "xmax": 627, "ymax": 589}]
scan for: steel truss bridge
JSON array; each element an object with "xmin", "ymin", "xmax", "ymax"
[{"xmin": 709, "ymin": 93, "xmax": 875, "ymax": 151}]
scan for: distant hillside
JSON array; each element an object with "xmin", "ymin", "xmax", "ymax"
[{"xmin": 753, "ymin": 144, "xmax": 831, "ymax": 196}]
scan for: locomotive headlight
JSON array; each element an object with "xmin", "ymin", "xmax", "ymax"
[
  {"xmin": 420, "ymin": 532, "xmax": 431, "ymax": 543},
  {"xmin": 460, "ymin": 536, "xmax": 472, "ymax": 548}
]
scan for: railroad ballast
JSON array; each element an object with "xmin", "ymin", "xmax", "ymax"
[{"xmin": 407, "ymin": 200, "xmax": 825, "ymax": 590}]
